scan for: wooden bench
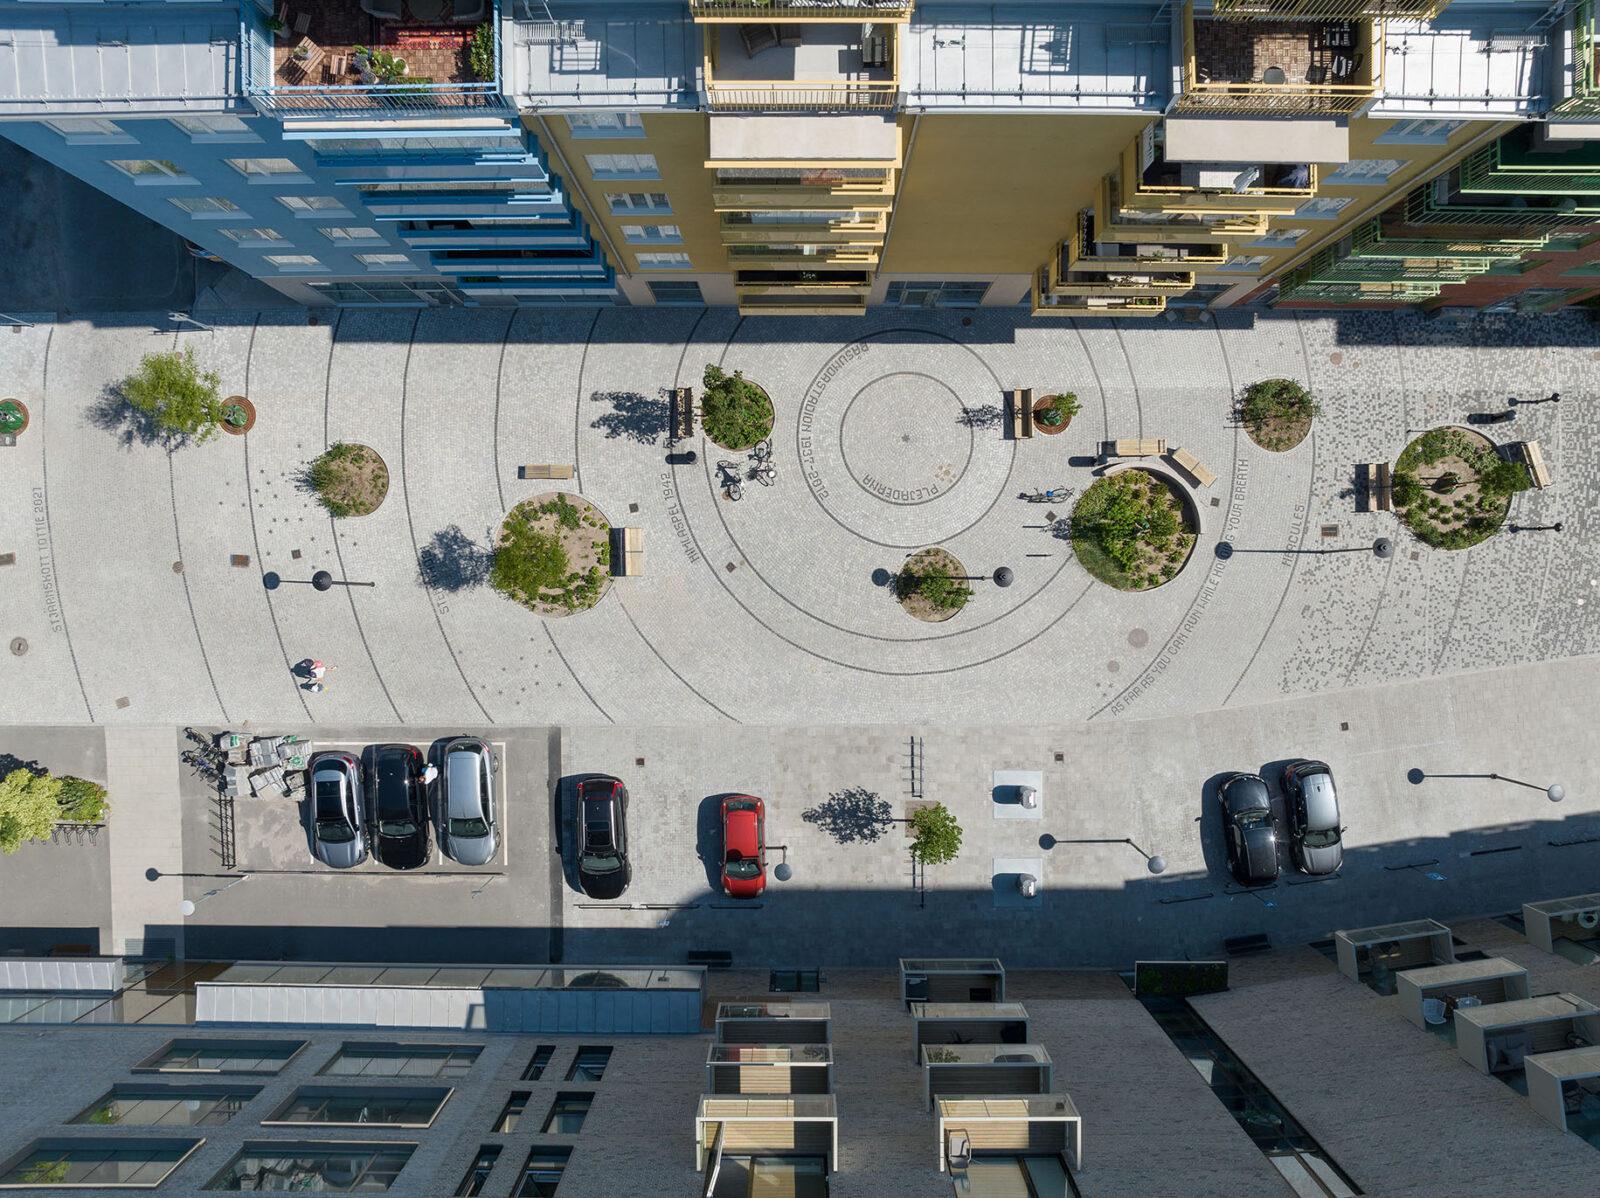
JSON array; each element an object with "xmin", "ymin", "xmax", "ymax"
[
  {"xmin": 1374, "ymin": 461, "xmax": 1392, "ymax": 512},
  {"xmin": 1168, "ymin": 446, "xmax": 1216, "ymax": 487},
  {"xmin": 1520, "ymin": 439, "xmax": 1551, "ymax": 489},
  {"xmin": 671, "ymin": 386, "xmax": 694, "ymax": 443},
  {"xmin": 520, "ymin": 464, "xmax": 574, "ymax": 480},
  {"xmin": 1101, "ymin": 437, "xmax": 1167, "ymax": 461},
  {"xmin": 613, "ymin": 527, "xmax": 643, "ymax": 577},
  {"xmin": 1007, "ymin": 388, "xmax": 1034, "ymax": 440}
]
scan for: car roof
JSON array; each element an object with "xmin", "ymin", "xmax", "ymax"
[
  {"xmin": 1300, "ymin": 770, "xmax": 1339, "ymax": 831},
  {"xmin": 1225, "ymin": 774, "xmax": 1270, "ymax": 813},
  {"xmin": 445, "ymin": 749, "xmax": 483, "ymax": 819},
  {"xmin": 1242, "ymin": 825, "xmax": 1278, "ymax": 877},
  {"xmin": 725, "ymin": 806, "xmax": 760, "ymax": 852}
]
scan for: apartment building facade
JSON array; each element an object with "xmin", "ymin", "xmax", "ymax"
[{"xmin": 0, "ymin": 0, "xmax": 1581, "ymax": 314}]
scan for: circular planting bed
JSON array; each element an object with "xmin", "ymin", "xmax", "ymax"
[
  {"xmin": 220, "ymin": 395, "xmax": 256, "ymax": 436},
  {"xmin": 1032, "ymin": 392, "xmax": 1080, "ymax": 436},
  {"xmin": 702, "ymin": 365, "xmax": 775, "ymax": 451},
  {"xmin": 491, "ymin": 492, "xmax": 612, "ymax": 616},
  {"xmin": 0, "ymin": 398, "xmax": 29, "ymax": 437},
  {"xmin": 1239, "ymin": 378, "xmax": 1317, "ymax": 453},
  {"xmin": 308, "ymin": 442, "xmax": 389, "ymax": 517},
  {"xmin": 896, "ymin": 547, "xmax": 971, "ymax": 623},
  {"xmin": 1069, "ymin": 468, "xmax": 1197, "ymax": 591},
  {"xmin": 1393, "ymin": 426, "xmax": 1521, "ymax": 550}
]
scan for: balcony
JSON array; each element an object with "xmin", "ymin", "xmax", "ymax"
[
  {"xmin": 1554, "ymin": 0, "xmax": 1599, "ymax": 116},
  {"xmin": 1032, "ymin": 269, "xmax": 1168, "ymax": 316},
  {"xmin": 1211, "ymin": 0, "xmax": 1438, "ymax": 19},
  {"xmin": 1179, "ymin": 3, "xmax": 1378, "ymax": 116},
  {"xmin": 1460, "ymin": 127, "xmax": 1600, "ymax": 195},
  {"xmin": 691, "ymin": 0, "xmax": 913, "ymax": 23},
  {"xmin": 727, "ymin": 245, "xmax": 881, "ymax": 267},
  {"xmin": 1097, "ymin": 175, "xmax": 1270, "ymax": 242},
  {"xmin": 704, "ymin": 22, "xmax": 898, "ymax": 110},
  {"xmin": 720, "ymin": 211, "xmax": 887, "ymax": 245},
  {"xmin": 242, "ymin": 0, "xmax": 509, "ymax": 117},
  {"xmin": 1122, "ymin": 136, "xmax": 1315, "ymax": 214},
  {"xmin": 712, "ymin": 167, "xmax": 895, "ymax": 211},
  {"xmin": 1070, "ymin": 209, "xmax": 1228, "ymax": 269},
  {"xmin": 1402, "ymin": 172, "xmax": 1600, "ymax": 232}
]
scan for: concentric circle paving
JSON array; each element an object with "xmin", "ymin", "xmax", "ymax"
[{"xmin": 839, "ymin": 373, "xmax": 971, "ymax": 506}]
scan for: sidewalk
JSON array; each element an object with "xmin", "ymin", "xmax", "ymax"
[{"xmin": 103, "ymin": 727, "xmax": 186, "ymax": 957}]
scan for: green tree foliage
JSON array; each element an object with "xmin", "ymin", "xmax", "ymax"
[
  {"xmin": 57, "ymin": 776, "xmax": 110, "ymax": 824},
  {"xmin": 909, "ymin": 803, "xmax": 963, "ymax": 866},
  {"xmin": 1479, "ymin": 458, "xmax": 1533, "ymax": 499},
  {"xmin": 490, "ymin": 512, "xmax": 571, "ymax": 605},
  {"xmin": 701, "ymin": 365, "xmax": 775, "ymax": 450},
  {"xmin": 1391, "ymin": 469, "xmax": 1422, "ymax": 507},
  {"xmin": 1239, "ymin": 377, "xmax": 1320, "ymax": 428},
  {"xmin": 897, "ymin": 555, "xmax": 971, "ymax": 612},
  {"xmin": 0, "ymin": 769, "xmax": 62, "ymax": 855},
  {"xmin": 120, "ymin": 348, "xmax": 225, "ymax": 443},
  {"xmin": 468, "ymin": 23, "xmax": 496, "ymax": 82}
]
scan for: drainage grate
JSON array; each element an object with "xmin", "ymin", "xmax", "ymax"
[
  {"xmin": 230, "ymin": 554, "xmax": 251, "ymax": 568},
  {"xmin": 115, "ymin": 696, "xmax": 131, "ymax": 709},
  {"xmin": 1321, "ymin": 524, "xmax": 1339, "ymax": 538},
  {"xmin": 0, "ymin": 552, "xmax": 14, "ymax": 566}
]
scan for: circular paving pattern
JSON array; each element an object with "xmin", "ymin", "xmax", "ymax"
[{"xmin": 840, "ymin": 374, "xmax": 971, "ymax": 507}]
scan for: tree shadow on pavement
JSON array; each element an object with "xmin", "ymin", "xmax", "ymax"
[
  {"xmin": 958, "ymin": 403, "xmax": 1002, "ymax": 430},
  {"xmin": 0, "ymin": 753, "xmax": 45, "ymax": 778},
  {"xmin": 85, "ymin": 384, "xmax": 178, "ymax": 451},
  {"xmin": 589, "ymin": 390, "xmax": 668, "ymax": 444},
  {"xmin": 803, "ymin": 786, "xmax": 893, "ymax": 845},
  {"xmin": 418, "ymin": 525, "xmax": 493, "ymax": 592}
]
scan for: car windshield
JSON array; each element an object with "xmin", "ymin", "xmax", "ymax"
[
  {"xmin": 1302, "ymin": 828, "xmax": 1341, "ymax": 848},
  {"xmin": 379, "ymin": 819, "xmax": 417, "ymax": 838},
  {"xmin": 725, "ymin": 858, "xmax": 761, "ymax": 880},
  {"xmin": 1239, "ymin": 810, "xmax": 1272, "ymax": 828},
  {"xmin": 316, "ymin": 819, "xmax": 355, "ymax": 844},
  {"xmin": 449, "ymin": 817, "xmax": 489, "ymax": 839},
  {"xmin": 583, "ymin": 853, "xmax": 621, "ymax": 873}
]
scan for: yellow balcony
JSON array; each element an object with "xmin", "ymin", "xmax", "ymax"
[
  {"xmin": 1046, "ymin": 244, "xmax": 1195, "ymax": 295},
  {"xmin": 712, "ymin": 184, "xmax": 895, "ymax": 213},
  {"xmin": 1068, "ymin": 208, "xmax": 1228, "ymax": 270},
  {"xmin": 1120, "ymin": 137, "xmax": 1315, "ymax": 215},
  {"xmin": 1211, "ymin": 0, "xmax": 1438, "ymax": 21},
  {"xmin": 1177, "ymin": 2, "xmax": 1381, "ymax": 115},
  {"xmin": 727, "ymin": 246, "xmax": 881, "ymax": 268},
  {"xmin": 690, "ymin": 0, "xmax": 913, "ymax": 24},
  {"xmin": 719, "ymin": 211, "xmax": 887, "ymax": 246},
  {"xmin": 1096, "ymin": 175, "xmax": 1270, "ymax": 242},
  {"xmin": 1032, "ymin": 268, "xmax": 1167, "ymax": 316},
  {"xmin": 705, "ymin": 23, "xmax": 898, "ymax": 111}
]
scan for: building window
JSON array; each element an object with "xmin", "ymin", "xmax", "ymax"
[
  {"xmin": 266, "ymin": 1087, "xmax": 452, "ymax": 1129},
  {"xmin": 169, "ymin": 114, "xmax": 257, "ymax": 142},
  {"xmin": 884, "ymin": 280, "xmax": 989, "ymax": 309},
  {"xmin": 1375, "ymin": 119, "xmax": 1464, "ymax": 146},
  {"xmin": 520, "ymin": 1046, "xmax": 556, "ymax": 1081},
  {"xmin": 494, "ymin": 1092, "xmax": 531, "ymax": 1133},
  {"xmin": 565, "ymin": 1046, "xmax": 613, "ymax": 1082},
  {"xmin": 1294, "ymin": 197, "xmax": 1351, "ymax": 219},
  {"xmin": 454, "ymin": 1146, "xmax": 502, "ymax": 1197},
  {"xmin": 319, "ymin": 1042, "xmax": 482, "ymax": 1078},
  {"xmin": 648, "ymin": 280, "xmax": 704, "ymax": 305},
  {"xmin": 170, "ymin": 196, "xmax": 244, "ymax": 218},
  {"xmin": 621, "ymin": 223, "xmax": 682, "ymax": 244},
  {"xmin": 70, "ymin": 1086, "xmax": 259, "ymax": 1127},
  {"xmin": 220, "ymin": 227, "xmax": 288, "ymax": 247},
  {"xmin": 515, "ymin": 1147, "xmax": 571, "ymax": 1198},
  {"xmin": 107, "ymin": 158, "xmax": 191, "ymax": 182},
  {"xmin": 320, "ymin": 226, "xmax": 385, "ymax": 242},
  {"xmin": 134, "ymin": 1039, "xmax": 306, "ymax": 1075},
  {"xmin": 1249, "ymin": 228, "xmax": 1310, "ymax": 249},
  {"xmin": 1324, "ymin": 159, "xmax": 1405, "ymax": 186},
  {"xmin": 265, "ymin": 254, "xmax": 326, "ymax": 271},
  {"xmin": 46, "ymin": 118, "xmax": 131, "ymax": 143},
  {"xmin": 585, "ymin": 153, "xmax": 659, "ymax": 180},
  {"xmin": 206, "ymin": 1143, "xmax": 415, "ymax": 1192},
  {"xmin": 1218, "ymin": 254, "xmax": 1271, "ymax": 272},
  {"xmin": 356, "ymin": 252, "xmax": 414, "ymax": 271},
  {"xmin": 227, "ymin": 156, "xmax": 305, "ymax": 180},
  {"xmin": 607, "ymin": 192, "xmax": 671, "ymax": 214},
  {"xmin": 566, "ymin": 113, "xmax": 645, "ymax": 139},
  {"xmin": 278, "ymin": 195, "xmax": 347, "ymax": 214},
  {"xmin": 541, "ymin": 1092, "xmax": 594, "ymax": 1134},
  {"xmin": 0, "ymin": 1138, "xmax": 201, "ymax": 1189},
  {"xmin": 635, "ymin": 251, "xmax": 691, "ymax": 270}
]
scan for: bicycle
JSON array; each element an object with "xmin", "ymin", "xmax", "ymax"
[
  {"xmin": 753, "ymin": 463, "xmax": 777, "ymax": 487},
  {"xmin": 1022, "ymin": 486, "xmax": 1074, "ymax": 504},
  {"xmin": 716, "ymin": 460, "xmax": 745, "ymax": 501},
  {"xmin": 749, "ymin": 439, "xmax": 772, "ymax": 463}
]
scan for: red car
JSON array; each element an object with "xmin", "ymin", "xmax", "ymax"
[{"xmin": 721, "ymin": 795, "xmax": 767, "ymax": 898}]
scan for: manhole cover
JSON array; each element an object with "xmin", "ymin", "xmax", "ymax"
[
  {"xmin": 1127, "ymin": 628, "xmax": 1150, "ymax": 648},
  {"xmin": 172, "ymin": 561, "xmax": 184, "ymax": 574},
  {"xmin": 9, "ymin": 637, "xmax": 26, "ymax": 656},
  {"xmin": 1329, "ymin": 352, "xmax": 1344, "ymax": 365},
  {"xmin": 1107, "ymin": 659, "xmax": 1120, "ymax": 673}
]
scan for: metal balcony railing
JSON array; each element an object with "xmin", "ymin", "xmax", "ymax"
[
  {"xmin": 705, "ymin": 80, "xmax": 899, "ymax": 111},
  {"xmin": 1402, "ymin": 182, "xmax": 1600, "ymax": 230},
  {"xmin": 690, "ymin": 0, "xmax": 913, "ymax": 22},
  {"xmin": 1555, "ymin": 0, "xmax": 1600, "ymax": 115},
  {"xmin": 1211, "ymin": 0, "xmax": 1438, "ymax": 21}
]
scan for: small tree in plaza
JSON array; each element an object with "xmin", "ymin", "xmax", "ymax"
[
  {"xmin": 57, "ymin": 776, "xmax": 110, "ymax": 824},
  {"xmin": 119, "ymin": 347, "xmax": 226, "ymax": 444},
  {"xmin": 909, "ymin": 802, "xmax": 963, "ymax": 866},
  {"xmin": 701, "ymin": 364, "xmax": 775, "ymax": 450},
  {"xmin": 0, "ymin": 769, "xmax": 62, "ymax": 855},
  {"xmin": 1238, "ymin": 377, "xmax": 1320, "ymax": 452}
]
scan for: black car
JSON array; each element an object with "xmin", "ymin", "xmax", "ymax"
[
  {"xmin": 576, "ymin": 775, "xmax": 630, "ymax": 899},
  {"xmin": 369, "ymin": 743, "xmax": 430, "ymax": 870},
  {"xmin": 1218, "ymin": 772, "xmax": 1279, "ymax": 886}
]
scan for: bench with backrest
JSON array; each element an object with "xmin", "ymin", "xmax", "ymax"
[
  {"xmin": 1520, "ymin": 440, "xmax": 1551, "ymax": 489},
  {"xmin": 1374, "ymin": 461, "xmax": 1392, "ymax": 512},
  {"xmin": 1007, "ymin": 389, "xmax": 1034, "ymax": 440},
  {"xmin": 672, "ymin": 387, "xmax": 694, "ymax": 443},
  {"xmin": 1168, "ymin": 446, "xmax": 1216, "ymax": 487},
  {"xmin": 612, "ymin": 527, "xmax": 643, "ymax": 577},
  {"xmin": 521, "ymin": 464, "xmax": 575, "ymax": 480},
  {"xmin": 1101, "ymin": 438, "xmax": 1167, "ymax": 461}
]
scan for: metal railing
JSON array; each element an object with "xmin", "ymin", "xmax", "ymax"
[
  {"xmin": 690, "ymin": 0, "xmax": 913, "ymax": 22},
  {"xmin": 1403, "ymin": 182, "xmax": 1600, "ymax": 230},
  {"xmin": 1212, "ymin": 0, "xmax": 1438, "ymax": 21},
  {"xmin": 706, "ymin": 81, "xmax": 899, "ymax": 111},
  {"xmin": 1555, "ymin": 0, "xmax": 1600, "ymax": 115},
  {"xmin": 1174, "ymin": 80, "xmax": 1373, "ymax": 115}
]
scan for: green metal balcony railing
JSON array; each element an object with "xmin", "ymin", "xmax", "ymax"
[
  {"xmin": 1459, "ymin": 136, "xmax": 1600, "ymax": 195},
  {"xmin": 1555, "ymin": 0, "xmax": 1599, "ymax": 116},
  {"xmin": 1402, "ymin": 181, "xmax": 1600, "ymax": 230}
]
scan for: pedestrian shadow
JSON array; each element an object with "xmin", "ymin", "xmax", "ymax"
[
  {"xmin": 589, "ymin": 390, "xmax": 668, "ymax": 444},
  {"xmin": 417, "ymin": 525, "xmax": 493, "ymax": 592},
  {"xmin": 802, "ymin": 786, "xmax": 892, "ymax": 845}
]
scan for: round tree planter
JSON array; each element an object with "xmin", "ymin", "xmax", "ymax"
[
  {"xmin": 493, "ymin": 492, "xmax": 613, "ymax": 617},
  {"xmin": 1032, "ymin": 394, "xmax": 1074, "ymax": 436},
  {"xmin": 0, "ymin": 398, "xmax": 30, "ymax": 438},
  {"xmin": 220, "ymin": 396, "xmax": 256, "ymax": 436},
  {"xmin": 896, "ymin": 547, "xmax": 971, "ymax": 623}
]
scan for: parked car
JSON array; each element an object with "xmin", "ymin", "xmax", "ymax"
[
  {"xmin": 576, "ymin": 775, "xmax": 630, "ymax": 898},
  {"xmin": 440, "ymin": 736, "xmax": 498, "ymax": 867},
  {"xmin": 307, "ymin": 751, "xmax": 366, "ymax": 869},
  {"xmin": 720, "ymin": 795, "xmax": 767, "ymax": 898},
  {"xmin": 369, "ymin": 743, "xmax": 430, "ymax": 870},
  {"xmin": 1218, "ymin": 772, "xmax": 1279, "ymax": 886},
  {"xmin": 1283, "ymin": 759, "xmax": 1344, "ymax": 875}
]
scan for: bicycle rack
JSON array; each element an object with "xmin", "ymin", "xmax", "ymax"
[
  {"xmin": 217, "ymin": 795, "xmax": 237, "ymax": 871},
  {"xmin": 908, "ymin": 736, "xmax": 924, "ymax": 798}
]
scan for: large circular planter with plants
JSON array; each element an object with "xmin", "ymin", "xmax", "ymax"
[
  {"xmin": 896, "ymin": 547, "xmax": 971, "ymax": 623},
  {"xmin": 308, "ymin": 442, "xmax": 389, "ymax": 517},
  {"xmin": 1239, "ymin": 377, "xmax": 1317, "ymax": 453},
  {"xmin": 1032, "ymin": 392, "xmax": 1080, "ymax": 436},
  {"xmin": 1069, "ymin": 467, "xmax": 1197, "ymax": 591},
  {"xmin": 1392, "ymin": 425, "xmax": 1521, "ymax": 550},
  {"xmin": 220, "ymin": 395, "xmax": 256, "ymax": 436},
  {"xmin": 491, "ymin": 492, "xmax": 612, "ymax": 616},
  {"xmin": 701, "ymin": 365, "xmax": 775, "ymax": 451},
  {"xmin": 0, "ymin": 398, "xmax": 29, "ymax": 437}
]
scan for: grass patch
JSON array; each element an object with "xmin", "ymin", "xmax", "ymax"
[
  {"xmin": 1393, "ymin": 426, "xmax": 1519, "ymax": 550},
  {"xmin": 1239, "ymin": 377, "xmax": 1318, "ymax": 453},
  {"xmin": 1070, "ymin": 470, "xmax": 1195, "ymax": 591},
  {"xmin": 308, "ymin": 442, "xmax": 389, "ymax": 518},
  {"xmin": 491, "ymin": 493, "xmax": 612, "ymax": 616},
  {"xmin": 702, "ymin": 365, "xmax": 775, "ymax": 450},
  {"xmin": 896, "ymin": 547, "xmax": 972, "ymax": 622}
]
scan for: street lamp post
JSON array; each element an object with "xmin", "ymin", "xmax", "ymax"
[
  {"xmin": 262, "ymin": 569, "xmax": 376, "ymax": 591},
  {"xmin": 176, "ymin": 874, "xmax": 249, "ymax": 916},
  {"xmin": 1509, "ymin": 522, "xmax": 1563, "ymax": 534},
  {"xmin": 1407, "ymin": 769, "xmax": 1567, "ymax": 802},
  {"xmin": 947, "ymin": 567, "xmax": 1015, "ymax": 588},
  {"xmin": 1039, "ymin": 834, "xmax": 1166, "ymax": 874},
  {"xmin": 1216, "ymin": 538, "xmax": 1391, "ymax": 561},
  {"xmin": 168, "ymin": 311, "xmax": 214, "ymax": 333}
]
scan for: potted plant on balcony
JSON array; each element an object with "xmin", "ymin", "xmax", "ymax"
[{"xmin": 352, "ymin": 46, "xmax": 408, "ymax": 85}]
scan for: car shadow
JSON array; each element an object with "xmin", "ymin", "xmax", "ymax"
[
  {"xmin": 1198, "ymin": 772, "xmax": 1233, "ymax": 882},
  {"xmin": 696, "ymin": 795, "xmax": 730, "ymax": 892}
]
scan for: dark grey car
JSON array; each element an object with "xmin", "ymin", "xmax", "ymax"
[
  {"xmin": 441, "ymin": 736, "xmax": 498, "ymax": 867},
  {"xmin": 1219, "ymin": 772, "xmax": 1279, "ymax": 886},
  {"xmin": 307, "ymin": 751, "xmax": 367, "ymax": 869},
  {"xmin": 1284, "ymin": 759, "xmax": 1343, "ymax": 875},
  {"xmin": 576, "ymin": 775, "xmax": 630, "ymax": 899}
]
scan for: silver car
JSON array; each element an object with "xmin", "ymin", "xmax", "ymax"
[
  {"xmin": 441, "ymin": 736, "xmax": 498, "ymax": 866},
  {"xmin": 308, "ymin": 751, "xmax": 367, "ymax": 869},
  {"xmin": 1284, "ymin": 758, "xmax": 1344, "ymax": 875}
]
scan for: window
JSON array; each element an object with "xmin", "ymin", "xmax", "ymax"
[
  {"xmin": 1295, "ymin": 196, "xmax": 1351, "ymax": 219},
  {"xmin": 566, "ymin": 113, "xmax": 645, "ymax": 139},
  {"xmin": 207, "ymin": 1143, "xmax": 414, "ymax": 1193},
  {"xmin": 648, "ymin": 280, "xmax": 704, "ymax": 305},
  {"xmin": 521, "ymin": 1046, "xmax": 556, "ymax": 1081},
  {"xmin": 267, "ymin": 1086, "xmax": 452, "ymax": 1128},
  {"xmin": 319, "ymin": 1042, "xmax": 482, "ymax": 1078},
  {"xmin": 228, "ymin": 156, "xmax": 304, "ymax": 179},
  {"xmin": 1324, "ymin": 158, "xmax": 1405, "ymax": 186},
  {"xmin": 220, "ymin": 227, "xmax": 288, "ymax": 247},
  {"xmin": 278, "ymin": 195, "xmax": 347, "ymax": 214},
  {"xmin": 515, "ymin": 1147, "xmax": 571, "ymax": 1198},
  {"xmin": 621, "ymin": 223, "xmax": 682, "ymax": 244},
  {"xmin": 107, "ymin": 158, "xmax": 190, "ymax": 182},
  {"xmin": 356, "ymin": 252, "xmax": 415, "ymax": 271},
  {"xmin": 541, "ymin": 1092, "xmax": 593, "ymax": 1134},
  {"xmin": 1218, "ymin": 255, "xmax": 1271, "ymax": 272},
  {"xmin": 1375, "ymin": 119, "xmax": 1464, "ymax": 145},
  {"xmin": 607, "ymin": 191, "xmax": 671, "ymax": 214},
  {"xmin": 454, "ymin": 1146, "xmax": 502, "ymax": 1197},
  {"xmin": 565, "ymin": 1046, "xmax": 612, "ymax": 1082},
  {"xmin": 884, "ymin": 280, "xmax": 990, "ymax": 309},
  {"xmin": 1561, "ymin": 262, "xmax": 1600, "ymax": 277},
  {"xmin": 320, "ymin": 226, "xmax": 384, "ymax": 242},
  {"xmin": 135, "ymin": 1038, "xmax": 305, "ymax": 1074},
  {"xmin": 635, "ymin": 251, "xmax": 691, "ymax": 270},
  {"xmin": 46, "ymin": 117, "xmax": 130, "ymax": 143},
  {"xmin": 585, "ymin": 153, "xmax": 659, "ymax": 180},
  {"xmin": 169, "ymin": 114, "xmax": 256, "ymax": 141},
  {"xmin": 494, "ymin": 1091, "xmax": 531, "ymax": 1133},
  {"xmin": 265, "ymin": 254, "xmax": 325, "ymax": 271},
  {"xmin": 0, "ymin": 1138, "xmax": 201, "ymax": 1189},
  {"xmin": 170, "ymin": 196, "xmax": 243, "ymax": 217},
  {"xmin": 71, "ymin": 1086, "xmax": 259, "ymax": 1127},
  {"xmin": 1249, "ymin": 228, "xmax": 1310, "ymax": 249}
]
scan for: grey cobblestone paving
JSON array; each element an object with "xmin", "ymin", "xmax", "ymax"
[{"xmin": 0, "ymin": 308, "xmax": 1595, "ymax": 727}]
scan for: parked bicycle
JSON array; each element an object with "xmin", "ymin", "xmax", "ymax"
[
  {"xmin": 1021, "ymin": 486, "xmax": 1074, "ymax": 504},
  {"xmin": 716, "ymin": 460, "xmax": 745, "ymax": 502}
]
